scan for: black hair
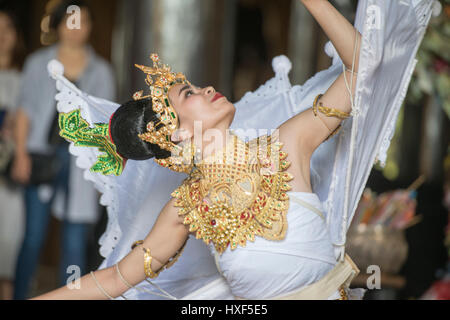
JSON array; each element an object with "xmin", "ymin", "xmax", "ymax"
[
  {"xmin": 110, "ymin": 98, "xmax": 172, "ymax": 161},
  {"xmin": 49, "ymin": 0, "xmax": 90, "ymax": 30},
  {"xmin": 0, "ymin": 7, "xmax": 26, "ymax": 69}
]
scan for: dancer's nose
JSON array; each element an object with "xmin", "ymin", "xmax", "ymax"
[{"xmin": 204, "ymin": 86, "xmax": 215, "ymax": 96}]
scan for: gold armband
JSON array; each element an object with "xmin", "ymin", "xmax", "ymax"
[
  {"xmin": 313, "ymin": 94, "xmax": 351, "ymax": 120},
  {"xmin": 131, "ymin": 240, "xmax": 144, "ymax": 250},
  {"xmin": 327, "ymin": 124, "xmax": 342, "ymax": 140},
  {"xmin": 312, "ymin": 94, "xmax": 350, "ymax": 141},
  {"xmin": 131, "ymin": 239, "xmax": 188, "ymax": 279},
  {"xmin": 143, "ymin": 247, "xmax": 161, "ymax": 279},
  {"xmin": 164, "ymin": 239, "xmax": 188, "ymax": 270},
  {"xmin": 131, "ymin": 241, "xmax": 161, "ymax": 278}
]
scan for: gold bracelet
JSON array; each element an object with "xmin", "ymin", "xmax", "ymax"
[
  {"xmin": 313, "ymin": 94, "xmax": 351, "ymax": 120},
  {"xmin": 142, "ymin": 247, "xmax": 161, "ymax": 279},
  {"xmin": 130, "ymin": 241, "xmax": 160, "ymax": 279},
  {"xmin": 90, "ymin": 271, "xmax": 114, "ymax": 300},
  {"xmin": 131, "ymin": 240, "xmax": 144, "ymax": 250},
  {"xmin": 337, "ymin": 285, "xmax": 349, "ymax": 300},
  {"xmin": 325, "ymin": 124, "xmax": 342, "ymax": 142},
  {"xmin": 131, "ymin": 239, "xmax": 188, "ymax": 272},
  {"xmin": 345, "ymin": 67, "xmax": 358, "ymax": 76},
  {"xmin": 312, "ymin": 94, "xmax": 333, "ymax": 133},
  {"xmin": 115, "ymin": 263, "xmax": 133, "ymax": 289},
  {"xmin": 312, "ymin": 94, "xmax": 346, "ymax": 141}
]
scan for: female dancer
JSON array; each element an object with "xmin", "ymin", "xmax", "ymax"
[{"xmin": 35, "ymin": 0, "xmax": 362, "ymax": 300}]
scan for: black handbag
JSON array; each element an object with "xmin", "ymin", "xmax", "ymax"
[
  {"xmin": 28, "ymin": 152, "xmax": 62, "ymax": 185},
  {"xmin": 24, "ymin": 108, "xmax": 66, "ymax": 185},
  {"xmin": 3, "ymin": 152, "xmax": 61, "ymax": 186},
  {"xmin": 2, "ymin": 106, "xmax": 65, "ymax": 185}
]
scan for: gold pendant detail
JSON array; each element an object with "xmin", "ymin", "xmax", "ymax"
[{"xmin": 171, "ymin": 134, "xmax": 293, "ymax": 254}]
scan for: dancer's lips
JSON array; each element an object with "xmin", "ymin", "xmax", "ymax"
[{"xmin": 211, "ymin": 93, "xmax": 225, "ymax": 103}]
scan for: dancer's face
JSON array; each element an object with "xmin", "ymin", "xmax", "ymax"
[{"xmin": 168, "ymin": 84, "xmax": 236, "ymax": 141}]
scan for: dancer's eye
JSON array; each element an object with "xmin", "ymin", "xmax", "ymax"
[{"xmin": 185, "ymin": 90, "xmax": 194, "ymax": 98}]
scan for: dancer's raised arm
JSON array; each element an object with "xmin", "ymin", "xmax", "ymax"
[
  {"xmin": 280, "ymin": 0, "xmax": 362, "ymax": 156},
  {"xmin": 302, "ymin": 0, "xmax": 361, "ymax": 72},
  {"xmin": 34, "ymin": 198, "xmax": 189, "ymax": 300}
]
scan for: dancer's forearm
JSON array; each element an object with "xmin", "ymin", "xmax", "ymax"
[
  {"xmin": 33, "ymin": 198, "xmax": 189, "ymax": 300},
  {"xmin": 301, "ymin": 0, "xmax": 361, "ymax": 71}
]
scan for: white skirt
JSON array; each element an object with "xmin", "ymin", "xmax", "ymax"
[{"xmin": 209, "ymin": 191, "xmax": 339, "ymax": 299}]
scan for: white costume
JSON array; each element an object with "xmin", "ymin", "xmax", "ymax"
[
  {"xmin": 212, "ymin": 192, "xmax": 338, "ymax": 299},
  {"xmin": 47, "ymin": 0, "xmax": 440, "ymax": 299}
]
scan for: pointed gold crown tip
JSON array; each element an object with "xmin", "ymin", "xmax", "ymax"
[{"xmin": 134, "ymin": 64, "xmax": 146, "ymax": 71}]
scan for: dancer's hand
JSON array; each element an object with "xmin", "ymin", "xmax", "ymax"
[
  {"xmin": 280, "ymin": 0, "xmax": 360, "ymax": 156},
  {"xmin": 299, "ymin": 0, "xmax": 361, "ymax": 72}
]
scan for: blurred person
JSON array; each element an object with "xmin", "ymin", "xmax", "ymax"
[
  {"xmin": 0, "ymin": 7, "xmax": 25, "ymax": 301},
  {"xmin": 11, "ymin": 0, "xmax": 115, "ymax": 300}
]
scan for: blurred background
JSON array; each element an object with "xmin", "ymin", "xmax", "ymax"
[{"xmin": 0, "ymin": 0, "xmax": 448, "ymax": 300}]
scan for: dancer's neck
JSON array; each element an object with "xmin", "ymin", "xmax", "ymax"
[{"xmin": 194, "ymin": 126, "xmax": 235, "ymax": 162}]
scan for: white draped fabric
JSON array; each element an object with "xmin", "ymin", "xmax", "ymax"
[
  {"xmin": 47, "ymin": 0, "xmax": 439, "ymax": 299},
  {"xmin": 212, "ymin": 192, "xmax": 337, "ymax": 299}
]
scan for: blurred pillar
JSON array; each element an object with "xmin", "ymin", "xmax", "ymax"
[
  {"xmin": 288, "ymin": 0, "xmax": 356, "ymax": 84},
  {"xmin": 112, "ymin": 0, "xmax": 236, "ymax": 102},
  {"xmin": 400, "ymin": 98, "xmax": 428, "ymax": 183},
  {"xmin": 399, "ymin": 94, "xmax": 448, "ymax": 187},
  {"xmin": 288, "ymin": 0, "xmax": 317, "ymax": 85},
  {"xmin": 419, "ymin": 94, "xmax": 447, "ymax": 185}
]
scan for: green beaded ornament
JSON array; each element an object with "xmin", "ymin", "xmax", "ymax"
[{"xmin": 58, "ymin": 109, "xmax": 125, "ymax": 176}]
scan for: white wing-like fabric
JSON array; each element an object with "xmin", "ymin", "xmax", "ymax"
[
  {"xmin": 312, "ymin": 0, "xmax": 439, "ymax": 260},
  {"xmin": 232, "ymin": 0, "xmax": 439, "ymax": 262},
  {"xmin": 47, "ymin": 0, "xmax": 438, "ymax": 299}
]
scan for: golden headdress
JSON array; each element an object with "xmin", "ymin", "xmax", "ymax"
[
  {"xmin": 133, "ymin": 54, "xmax": 188, "ymax": 152},
  {"xmin": 58, "ymin": 53, "xmax": 194, "ymax": 176},
  {"xmin": 133, "ymin": 53, "xmax": 195, "ymax": 173}
]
